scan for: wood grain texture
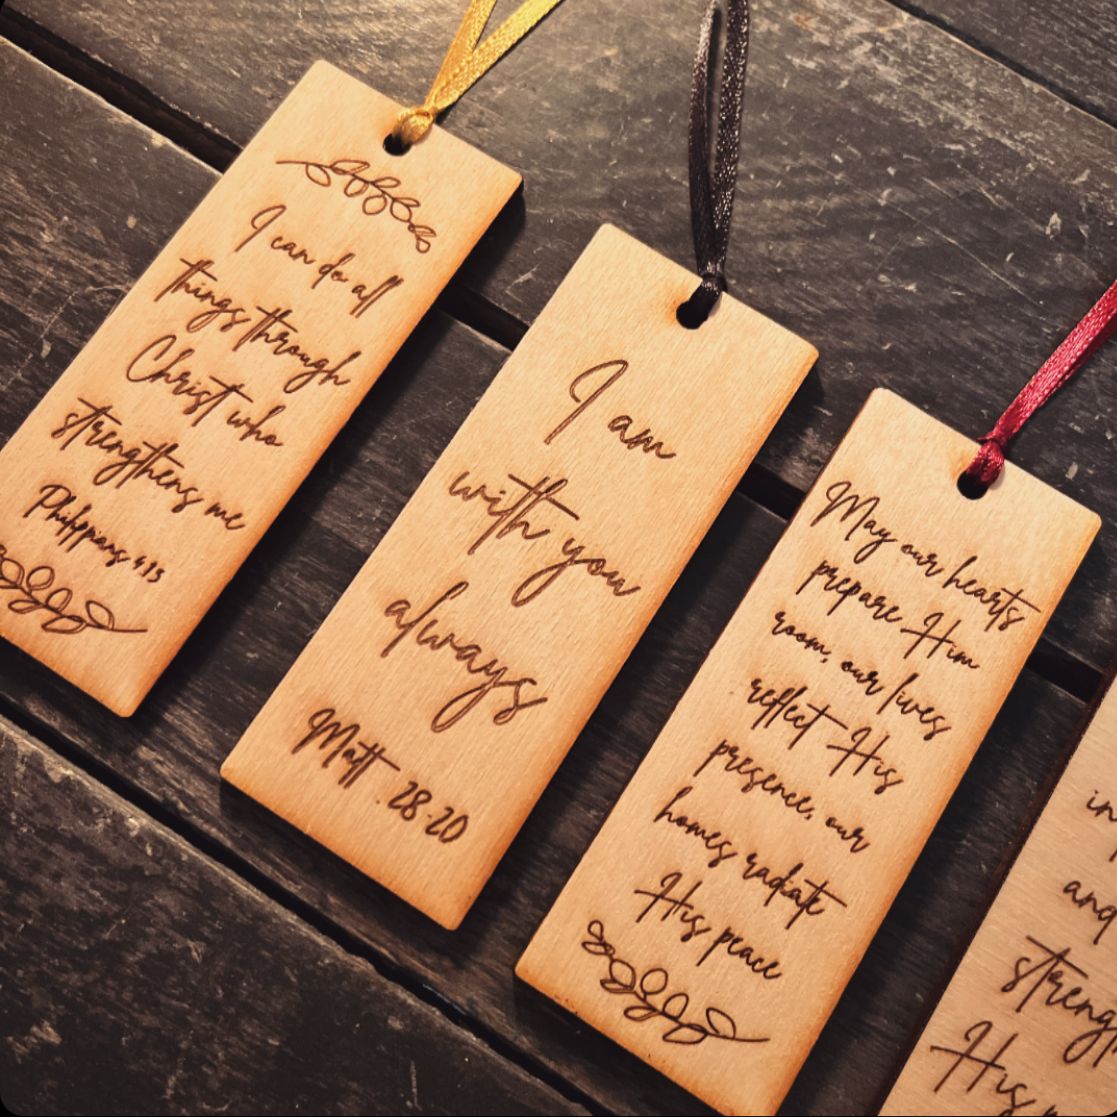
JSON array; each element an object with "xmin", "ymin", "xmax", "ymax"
[
  {"xmin": 881, "ymin": 671, "xmax": 1117, "ymax": 1115},
  {"xmin": 0, "ymin": 59, "xmax": 518, "ymax": 713},
  {"xmin": 3, "ymin": 0, "xmax": 1115, "ymax": 674},
  {"xmin": 0, "ymin": 716, "xmax": 587, "ymax": 1117},
  {"xmin": 903, "ymin": 0, "xmax": 1117, "ymax": 124},
  {"xmin": 0, "ymin": 30, "xmax": 1109, "ymax": 1117},
  {"xmin": 519, "ymin": 389, "xmax": 1099, "ymax": 1114},
  {"xmin": 223, "ymin": 224, "xmax": 815, "ymax": 928}
]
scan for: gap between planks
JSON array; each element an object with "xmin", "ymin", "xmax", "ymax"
[
  {"xmin": 0, "ymin": 20, "xmax": 1106, "ymax": 708},
  {"xmin": 0, "ymin": 692, "xmax": 610, "ymax": 1117},
  {"xmin": 882, "ymin": 0, "xmax": 1117, "ymax": 130}
]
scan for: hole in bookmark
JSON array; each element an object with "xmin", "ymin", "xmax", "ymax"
[
  {"xmin": 675, "ymin": 300, "xmax": 707, "ymax": 330},
  {"xmin": 956, "ymin": 471, "xmax": 988, "ymax": 500},
  {"xmin": 383, "ymin": 132, "xmax": 411, "ymax": 157}
]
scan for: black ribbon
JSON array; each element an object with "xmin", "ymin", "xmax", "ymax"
[{"xmin": 678, "ymin": 0, "xmax": 751, "ymax": 327}]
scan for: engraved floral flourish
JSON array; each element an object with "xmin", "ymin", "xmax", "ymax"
[
  {"xmin": 0, "ymin": 543, "xmax": 146, "ymax": 635},
  {"xmin": 276, "ymin": 156, "xmax": 437, "ymax": 253},
  {"xmin": 581, "ymin": 920, "xmax": 770, "ymax": 1047}
]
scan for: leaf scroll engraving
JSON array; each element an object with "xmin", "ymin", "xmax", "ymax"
[
  {"xmin": 0, "ymin": 544, "xmax": 146, "ymax": 636},
  {"xmin": 581, "ymin": 920, "xmax": 769, "ymax": 1047}
]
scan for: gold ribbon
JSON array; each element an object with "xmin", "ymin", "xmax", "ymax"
[{"xmin": 394, "ymin": 0, "xmax": 566, "ymax": 146}]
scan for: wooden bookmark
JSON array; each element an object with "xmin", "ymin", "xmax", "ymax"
[
  {"xmin": 517, "ymin": 389, "xmax": 1099, "ymax": 1116},
  {"xmin": 880, "ymin": 672, "xmax": 1117, "ymax": 1116},
  {"xmin": 221, "ymin": 223, "xmax": 817, "ymax": 928},
  {"xmin": 0, "ymin": 59, "xmax": 520, "ymax": 713}
]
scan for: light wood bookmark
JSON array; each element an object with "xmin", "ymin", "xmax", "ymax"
[
  {"xmin": 517, "ymin": 388, "xmax": 1099, "ymax": 1115},
  {"xmin": 0, "ymin": 60, "xmax": 519, "ymax": 713},
  {"xmin": 221, "ymin": 223, "xmax": 817, "ymax": 928}
]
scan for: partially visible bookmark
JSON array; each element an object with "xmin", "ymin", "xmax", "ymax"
[
  {"xmin": 0, "ymin": 1, "xmax": 570, "ymax": 713},
  {"xmin": 880, "ymin": 672, "xmax": 1117, "ymax": 1116}
]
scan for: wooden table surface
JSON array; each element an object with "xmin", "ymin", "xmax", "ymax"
[{"xmin": 1, "ymin": 2, "xmax": 1114, "ymax": 1113}]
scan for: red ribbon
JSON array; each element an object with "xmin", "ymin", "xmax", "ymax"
[{"xmin": 966, "ymin": 277, "xmax": 1117, "ymax": 487}]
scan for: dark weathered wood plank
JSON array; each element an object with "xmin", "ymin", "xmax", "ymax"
[
  {"xmin": 4, "ymin": 0, "xmax": 1115, "ymax": 671},
  {"xmin": 0, "ymin": 717, "xmax": 587, "ymax": 1117},
  {"xmin": 0, "ymin": 44, "xmax": 1103, "ymax": 1115},
  {"xmin": 897, "ymin": 0, "xmax": 1117, "ymax": 124}
]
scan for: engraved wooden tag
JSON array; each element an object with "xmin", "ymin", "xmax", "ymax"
[
  {"xmin": 880, "ymin": 674, "xmax": 1117, "ymax": 1116},
  {"xmin": 517, "ymin": 389, "xmax": 1100, "ymax": 1116},
  {"xmin": 0, "ymin": 60, "xmax": 520, "ymax": 714},
  {"xmin": 221, "ymin": 223, "xmax": 817, "ymax": 929}
]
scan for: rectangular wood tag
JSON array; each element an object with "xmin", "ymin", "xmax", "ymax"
[
  {"xmin": 221, "ymin": 223, "xmax": 817, "ymax": 929},
  {"xmin": 517, "ymin": 388, "xmax": 1100, "ymax": 1116},
  {"xmin": 0, "ymin": 60, "xmax": 520, "ymax": 714},
  {"xmin": 881, "ymin": 673, "xmax": 1117, "ymax": 1116}
]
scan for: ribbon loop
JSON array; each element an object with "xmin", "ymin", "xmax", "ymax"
[
  {"xmin": 683, "ymin": 0, "xmax": 751, "ymax": 325},
  {"xmin": 963, "ymin": 278, "xmax": 1117, "ymax": 489},
  {"xmin": 967, "ymin": 437, "xmax": 1006, "ymax": 488},
  {"xmin": 395, "ymin": 107, "xmax": 437, "ymax": 147},
  {"xmin": 393, "ymin": 0, "xmax": 565, "ymax": 146}
]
